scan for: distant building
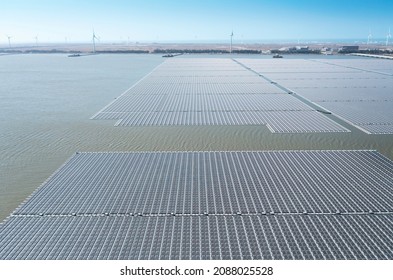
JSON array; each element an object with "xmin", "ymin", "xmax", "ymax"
[
  {"xmin": 340, "ymin": 46, "xmax": 359, "ymax": 52},
  {"xmin": 296, "ymin": 46, "xmax": 309, "ymax": 51}
]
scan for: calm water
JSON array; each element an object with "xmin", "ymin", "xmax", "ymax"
[{"xmin": 1, "ymin": 54, "xmax": 392, "ymax": 221}]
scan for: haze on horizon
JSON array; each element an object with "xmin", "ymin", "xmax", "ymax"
[{"xmin": 2, "ymin": 0, "xmax": 393, "ymax": 44}]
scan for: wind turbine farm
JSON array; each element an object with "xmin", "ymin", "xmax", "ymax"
[{"xmin": 1, "ymin": 27, "xmax": 393, "ymax": 57}]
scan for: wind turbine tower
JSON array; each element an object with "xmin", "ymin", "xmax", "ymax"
[
  {"xmin": 34, "ymin": 35, "xmax": 38, "ymax": 47},
  {"xmin": 6, "ymin": 35, "xmax": 12, "ymax": 48},
  {"xmin": 92, "ymin": 30, "xmax": 99, "ymax": 53},
  {"xmin": 386, "ymin": 28, "xmax": 391, "ymax": 46},
  {"xmin": 367, "ymin": 29, "xmax": 372, "ymax": 45},
  {"xmin": 230, "ymin": 31, "xmax": 234, "ymax": 53}
]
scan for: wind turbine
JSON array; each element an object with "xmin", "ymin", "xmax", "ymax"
[
  {"xmin": 6, "ymin": 35, "xmax": 12, "ymax": 48},
  {"xmin": 230, "ymin": 30, "xmax": 233, "ymax": 53},
  {"xmin": 367, "ymin": 29, "xmax": 372, "ymax": 45},
  {"xmin": 34, "ymin": 35, "xmax": 38, "ymax": 47},
  {"xmin": 92, "ymin": 29, "xmax": 99, "ymax": 53},
  {"xmin": 386, "ymin": 28, "xmax": 391, "ymax": 46}
]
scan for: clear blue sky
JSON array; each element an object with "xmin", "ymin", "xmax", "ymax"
[{"xmin": 2, "ymin": 0, "xmax": 393, "ymax": 43}]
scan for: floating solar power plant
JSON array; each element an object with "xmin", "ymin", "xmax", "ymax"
[
  {"xmin": 1, "ymin": 214, "xmax": 393, "ymax": 260},
  {"xmin": 13, "ymin": 151, "xmax": 393, "ymax": 215}
]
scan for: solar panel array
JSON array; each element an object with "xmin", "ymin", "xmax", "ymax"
[
  {"xmin": 1, "ymin": 215, "xmax": 393, "ymax": 260},
  {"xmin": 91, "ymin": 58, "xmax": 348, "ymax": 133},
  {"xmin": 1, "ymin": 150, "xmax": 393, "ymax": 259},
  {"xmin": 236, "ymin": 58, "xmax": 393, "ymax": 134},
  {"xmin": 314, "ymin": 58, "xmax": 393, "ymax": 75}
]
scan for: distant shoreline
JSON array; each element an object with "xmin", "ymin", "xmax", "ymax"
[{"xmin": 1, "ymin": 42, "xmax": 392, "ymax": 56}]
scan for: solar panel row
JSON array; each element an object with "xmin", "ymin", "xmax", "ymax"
[
  {"xmin": 100, "ymin": 94, "xmax": 314, "ymax": 113},
  {"xmin": 124, "ymin": 82, "xmax": 287, "ymax": 94},
  {"xmin": 110, "ymin": 110, "xmax": 348, "ymax": 133},
  {"xmin": 236, "ymin": 58, "xmax": 393, "ymax": 134},
  {"xmin": 1, "ymin": 215, "xmax": 392, "ymax": 260},
  {"xmin": 286, "ymin": 88, "xmax": 393, "ymax": 102},
  {"xmin": 91, "ymin": 58, "xmax": 348, "ymax": 133}
]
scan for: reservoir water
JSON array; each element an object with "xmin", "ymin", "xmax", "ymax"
[{"xmin": 1, "ymin": 54, "xmax": 392, "ymax": 221}]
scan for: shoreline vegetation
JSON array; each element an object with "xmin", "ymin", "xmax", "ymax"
[{"xmin": 1, "ymin": 43, "xmax": 392, "ymax": 56}]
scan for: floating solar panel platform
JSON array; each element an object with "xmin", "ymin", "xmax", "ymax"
[
  {"xmin": 125, "ymin": 82, "xmax": 287, "ymax": 95},
  {"xmin": 1, "ymin": 150, "xmax": 393, "ymax": 259},
  {"xmin": 236, "ymin": 58, "xmax": 393, "ymax": 134},
  {"xmin": 315, "ymin": 101, "xmax": 393, "ymax": 134},
  {"xmin": 290, "ymin": 88, "xmax": 393, "ymax": 102},
  {"xmin": 113, "ymin": 111, "xmax": 349, "ymax": 133},
  {"xmin": 313, "ymin": 59, "xmax": 393, "ymax": 75},
  {"xmin": 98, "ymin": 94, "xmax": 314, "ymax": 114},
  {"xmin": 91, "ymin": 58, "xmax": 348, "ymax": 133},
  {"xmin": 1, "ymin": 215, "xmax": 393, "ymax": 260}
]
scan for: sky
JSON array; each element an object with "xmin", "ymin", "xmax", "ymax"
[{"xmin": 1, "ymin": 0, "xmax": 393, "ymax": 44}]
